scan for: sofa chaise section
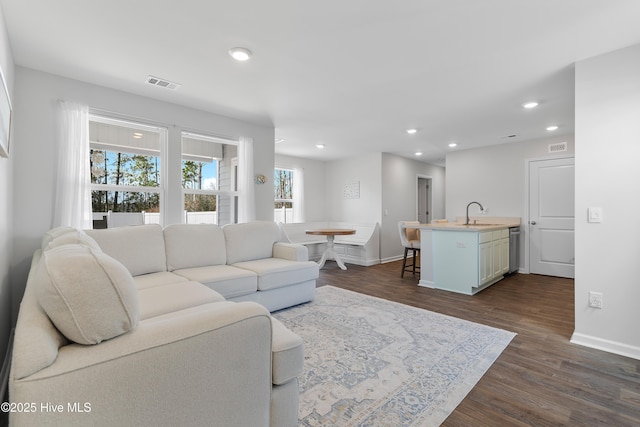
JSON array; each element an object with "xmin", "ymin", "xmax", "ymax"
[{"xmin": 223, "ymin": 221, "xmax": 319, "ymax": 311}]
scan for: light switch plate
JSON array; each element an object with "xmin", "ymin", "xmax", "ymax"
[{"xmin": 588, "ymin": 207, "xmax": 603, "ymax": 223}]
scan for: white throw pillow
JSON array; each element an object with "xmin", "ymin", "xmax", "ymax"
[
  {"xmin": 36, "ymin": 244, "xmax": 139, "ymax": 345},
  {"xmin": 44, "ymin": 229, "xmax": 101, "ymax": 252},
  {"xmin": 40, "ymin": 226, "xmax": 77, "ymax": 251}
]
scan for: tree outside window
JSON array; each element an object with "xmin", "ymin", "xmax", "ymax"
[
  {"xmin": 89, "ymin": 116, "xmax": 164, "ymax": 227},
  {"xmin": 181, "ymin": 132, "xmax": 238, "ymax": 225},
  {"xmin": 274, "ymin": 168, "xmax": 293, "ymax": 223}
]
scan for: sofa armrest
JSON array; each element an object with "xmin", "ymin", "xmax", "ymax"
[
  {"xmin": 273, "ymin": 241, "xmax": 309, "ymax": 262},
  {"xmin": 11, "ymin": 301, "xmax": 274, "ymax": 427}
]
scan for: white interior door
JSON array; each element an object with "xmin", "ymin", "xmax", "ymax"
[
  {"xmin": 529, "ymin": 157, "xmax": 575, "ymax": 278},
  {"xmin": 417, "ymin": 177, "xmax": 430, "ymax": 224}
]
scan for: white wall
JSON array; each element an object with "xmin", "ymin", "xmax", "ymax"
[
  {"xmin": 446, "ymin": 135, "xmax": 575, "ymax": 219},
  {"xmin": 274, "ymin": 154, "xmax": 326, "ymax": 221},
  {"xmin": 324, "ymin": 152, "xmax": 383, "ymax": 224},
  {"xmin": 0, "ymin": 3, "xmax": 14, "ymax": 374},
  {"xmin": 573, "ymin": 44, "xmax": 640, "ymax": 359},
  {"xmin": 10, "ymin": 67, "xmax": 275, "ymax": 321},
  {"xmin": 276, "ymin": 152, "xmax": 446, "ymax": 262},
  {"xmin": 381, "ymin": 153, "xmax": 445, "ymax": 261}
]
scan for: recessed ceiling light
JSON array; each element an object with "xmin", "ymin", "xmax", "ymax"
[
  {"xmin": 448, "ymin": 142, "xmax": 457, "ymax": 148},
  {"xmin": 406, "ymin": 129, "xmax": 417, "ymax": 134},
  {"xmin": 523, "ymin": 101, "xmax": 539, "ymax": 109},
  {"xmin": 229, "ymin": 47, "xmax": 252, "ymax": 61},
  {"xmin": 414, "ymin": 152, "xmax": 423, "ymax": 156},
  {"xmin": 133, "ymin": 132, "xmax": 143, "ymax": 139},
  {"xmin": 546, "ymin": 125, "xmax": 559, "ymax": 131},
  {"xmin": 315, "ymin": 144, "xmax": 325, "ymax": 149}
]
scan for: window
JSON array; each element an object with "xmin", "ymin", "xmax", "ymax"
[
  {"xmin": 89, "ymin": 116, "xmax": 166, "ymax": 228},
  {"xmin": 182, "ymin": 132, "xmax": 239, "ymax": 225},
  {"xmin": 274, "ymin": 168, "xmax": 294, "ymax": 223}
]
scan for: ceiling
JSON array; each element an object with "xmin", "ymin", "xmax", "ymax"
[{"xmin": 3, "ymin": 1, "xmax": 640, "ymax": 165}]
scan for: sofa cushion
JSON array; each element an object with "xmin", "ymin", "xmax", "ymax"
[
  {"xmin": 223, "ymin": 221, "xmax": 280, "ymax": 265},
  {"xmin": 163, "ymin": 224, "xmax": 227, "ymax": 270},
  {"xmin": 35, "ymin": 244, "xmax": 139, "ymax": 345},
  {"xmin": 86, "ymin": 224, "xmax": 167, "ymax": 276},
  {"xmin": 133, "ymin": 272, "xmax": 189, "ymax": 290},
  {"xmin": 138, "ymin": 281, "xmax": 226, "ymax": 320},
  {"xmin": 232, "ymin": 258, "xmax": 320, "ymax": 291},
  {"xmin": 172, "ymin": 265, "xmax": 257, "ymax": 299},
  {"xmin": 271, "ymin": 317, "xmax": 304, "ymax": 385}
]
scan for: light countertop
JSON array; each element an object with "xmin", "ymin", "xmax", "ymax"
[{"xmin": 413, "ymin": 216, "xmax": 521, "ymax": 232}]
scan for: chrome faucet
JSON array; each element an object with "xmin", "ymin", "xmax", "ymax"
[{"xmin": 466, "ymin": 201, "xmax": 484, "ymax": 225}]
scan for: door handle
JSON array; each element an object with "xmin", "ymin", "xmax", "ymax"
[{"xmin": 530, "ymin": 221, "xmax": 537, "ymax": 225}]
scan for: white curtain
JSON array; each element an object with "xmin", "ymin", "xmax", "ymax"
[
  {"xmin": 237, "ymin": 136, "xmax": 255, "ymax": 223},
  {"xmin": 292, "ymin": 167, "xmax": 305, "ymax": 223},
  {"xmin": 53, "ymin": 101, "xmax": 92, "ymax": 229}
]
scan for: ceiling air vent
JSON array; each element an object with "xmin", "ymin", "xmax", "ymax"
[
  {"xmin": 548, "ymin": 141, "xmax": 568, "ymax": 153},
  {"xmin": 146, "ymin": 75, "xmax": 181, "ymax": 90}
]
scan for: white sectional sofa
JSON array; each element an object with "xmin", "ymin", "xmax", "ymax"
[
  {"xmin": 10, "ymin": 221, "xmax": 318, "ymax": 426},
  {"xmin": 280, "ymin": 221, "xmax": 381, "ymax": 266},
  {"xmin": 86, "ymin": 221, "xmax": 319, "ymax": 312}
]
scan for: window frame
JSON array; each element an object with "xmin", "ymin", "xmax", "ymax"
[
  {"xmin": 274, "ymin": 167, "xmax": 294, "ymax": 223},
  {"xmin": 181, "ymin": 131, "xmax": 239, "ymax": 225},
  {"xmin": 88, "ymin": 114, "xmax": 168, "ymax": 226}
]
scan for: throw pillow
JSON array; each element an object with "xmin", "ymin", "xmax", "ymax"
[
  {"xmin": 40, "ymin": 226, "xmax": 77, "ymax": 251},
  {"xmin": 36, "ymin": 244, "xmax": 139, "ymax": 345},
  {"xmin": 45, "ymin": 229, "xmax": 101, "ymax": 252}
]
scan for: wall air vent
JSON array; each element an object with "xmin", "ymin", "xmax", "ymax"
[
  {"xmin": 145, "ymin": 75, "xmax": 181, "ymax": 90},
  {"xmin": 548, "ymin": 141, "xmax": 568, "ymax": 153}
]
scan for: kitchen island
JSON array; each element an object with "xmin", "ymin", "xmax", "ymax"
[{"xmin": 414, "ymin": 217, "xmax": 520, "ymax": 295}]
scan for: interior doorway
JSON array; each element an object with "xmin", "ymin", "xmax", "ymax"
[
  {"xmin": 528, "ymin": 157, "xmax": 575, "ymax": 278},
  {"xmin": 417, "ymin": 176, "xmax": 431, "ymax": 224}
]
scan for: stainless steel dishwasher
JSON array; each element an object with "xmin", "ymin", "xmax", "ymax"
[{"xmin": 509, "ymin": 226, "xmax": 520, "ymax": 273}]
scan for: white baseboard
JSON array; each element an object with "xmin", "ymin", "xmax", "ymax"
[
  {"xmin": 570, "ymin": 332, "xmax": 640, "ymax": 360},
  {"xmin": 381, "ymin": 255, "xmax": 403, "ymax": 264},
  {"xmin": 418, "ymin": 279, "xmax": 435, "ymax": 288}
]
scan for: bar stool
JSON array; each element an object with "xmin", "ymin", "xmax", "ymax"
[{"xmin": 398, "ymin": 221, "xmax": 420, "ymax": 278}]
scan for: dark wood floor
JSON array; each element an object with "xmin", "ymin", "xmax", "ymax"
[{"xmin": 316, "ymin": 260, "xmax": 640, "ymax": 426}]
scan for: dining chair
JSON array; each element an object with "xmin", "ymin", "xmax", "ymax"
[{"xmin": 398, "ymin": 221, "xmax": 421, "ymax": 278}]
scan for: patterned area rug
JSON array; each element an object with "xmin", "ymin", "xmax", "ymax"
[{"xmin": 273, "ymin": 286, "xmax": 516, "ymax": 426}]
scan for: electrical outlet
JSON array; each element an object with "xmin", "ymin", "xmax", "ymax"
[{"xmin": 588, "ymin": 291, "xmax": 603, "ymax": 309}]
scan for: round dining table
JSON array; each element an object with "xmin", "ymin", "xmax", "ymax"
[{"xmin": 305, "ymin": 228, "xmax": 356, "ymax": 270}]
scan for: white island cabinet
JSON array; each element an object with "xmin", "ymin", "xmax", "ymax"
[{"xmin": 416, "ymin": 219, "xmax": 518, "ymax": 295}]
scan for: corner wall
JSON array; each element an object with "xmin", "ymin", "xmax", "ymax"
[
  {"xmin": 445, "ymin": 135, "xmax": 575, "ymax": 220},
  {"xmin": 573, "ymin": 43, "xmax": 640, "ymax": 359},
  {"xmin": 0, "ymin": 1, "xmax": 15, "ymax": 387},
  {"xmin": 381, "ymin": 153, "xmax": 445, "ymax": 262},
  {"xmin": 274, "ymin": 154, "xmax": 326, "ymax": 222}
]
